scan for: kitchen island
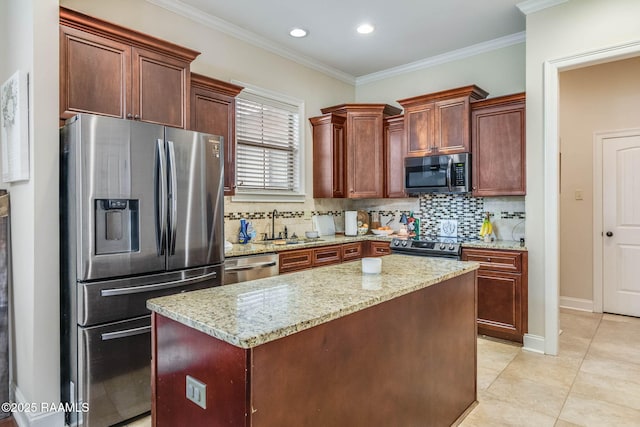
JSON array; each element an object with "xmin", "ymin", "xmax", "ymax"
[{"xmin": 148, "ymin": 254, "xmax": 479, "ymax": 426}]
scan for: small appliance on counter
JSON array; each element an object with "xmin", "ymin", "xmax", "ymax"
[
  {"xmin": 312, "ymin": 214, "xmax": 336, "ymax": 236},
  {"xmin": 344, "ymin": 211, "xmax": 358, "ymax": 236}
]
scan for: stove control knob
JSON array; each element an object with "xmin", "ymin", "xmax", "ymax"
[
  {"xmin": 449, "ymin": 244, "xmax": 455, "ymax": 250},
  {"xmin": 394, "ymin": 240, "xmax": 400, "ymax": 246},
  {"xmin": 401, "ymin": 241, "xmax": 408, "ymax": 247},
  {"xmin": 439, "ymin": 243, "xmax": 446, "ymax": 250}
]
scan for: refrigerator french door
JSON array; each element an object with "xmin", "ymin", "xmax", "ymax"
[{"xmin": 60, "ymin": 114, "xmax": 224, "ymax": 426}]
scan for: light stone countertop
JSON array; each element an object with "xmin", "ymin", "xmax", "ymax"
[
  {"xmin": 225, "ymin": 235, "xmax": 527, "ymax": 257},
  {"xmin": 147, "ymin": 254, "xmax": 479, "ymax": 349}
]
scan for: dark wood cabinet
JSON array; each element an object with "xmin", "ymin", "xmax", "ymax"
[
  {"xmin": 462, "ymin": 248, "xmax": 528, "ymax": 343},
  {"xmin": 312, "ymin": 245, "xmax": 342, "ymax": 267},
  {"xmin": 59, "ymin": 7, "xmax": 199, "ymax": 128},
  {"xmin": 342, "ymin": 242, "xmax": 364, "ymax": 261},
  {"xmin": 190, "ymin": 74, "xmax": 243, "ymax": 195},
  {"xmin": 398, "ymin": 85, "xmax": 488, "ymax": 156},
  {"xmin": 310, "ymin": 104, "xmax": 401, "ymax": 199},
  {"xmin": 279, "ymin": 248, "xmax": 313, "ymax": 274},
  {"xmin": 367, "ymin": 241, "xmax": 391, "ymax": 257},
  {"xmin": 384, "ymin": 115, "xmax": 407, "ymax": 198},
  {"xmin": 471, "ymin": 93, "xmax": 526, "ymax": 196}
]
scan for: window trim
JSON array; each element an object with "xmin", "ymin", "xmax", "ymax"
[{"xmin": 231, "ymin": 80, "xmax": 306, "ymax": 203}]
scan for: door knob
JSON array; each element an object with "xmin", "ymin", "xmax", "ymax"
[{"xmin": 606, "ymin": 231, "xmax": 613, "ymax": 237}]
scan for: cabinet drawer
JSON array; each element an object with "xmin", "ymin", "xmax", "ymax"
[
  {"xmin": 368, "ymin": 241, "xmax": 391, "ymax": 257},
  {"xmin": 279, "ymin": 249, "xmax": 313, "ymax": 274},
  {"xmin": 462, "ymin": 249, "xmax": 522, "ymax": 273},
  {"xmin": 342, "ymin": 242, "xmax": 363, "ymax": 261},
  {"xmin": 313, "ymin": 245, "xmax": 342, "ymax": 267}
]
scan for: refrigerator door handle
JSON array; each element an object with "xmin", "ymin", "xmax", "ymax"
[
  {"xmin": 101, "ymin": 326, "xmax": 151, "ymax": 341},
  {"xmin": 100, "ymin": 270, "xmax": 218, "ymax": 297},
  {"xmin": 167, "ymin": 140, "xmax": 178, "ymax": 255},
  {"xmin": 156, "ymin": 139, "xmax": 168, "ymax": 255}
]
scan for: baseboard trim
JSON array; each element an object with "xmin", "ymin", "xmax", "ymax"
[
  {"xmin": 522, "ymin": 333, "xmax": 545, "ymax": 354},
  {"xmin": 12, "ymin": 385, "xmax": 65, "ymax": 427},
  {"xmin": 559, "ymin": 296, "xmax": 594, "ymax": 312}
]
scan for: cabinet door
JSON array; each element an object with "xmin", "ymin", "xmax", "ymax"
[
  {"xmin": 435, "ymin": 97, "xmax": 470, "ymax": 154},
  {"xmin": 132, "ymin": 46, "xmax": 189, "ymax": 128},
  {"xmin": 347, "ymin": 112, "xmax": 383, "ymax": 198},
  {"xmin": 342, "ymin": 242, "xmax": 363, "ymax": 261},
  {"xmin": 471, "ymin": 98, "xmax": 526, "ymax": 196},
  {"xmin": 384, "ymin": 116, "xmax": 406, "ymax": 198},
  {"xmin": 60, "ymin": 25, "xmax": 131, "ymax": 121},
  {"xmin": 476, "ymin": 271, "xmax": 523, "ymax": 342},
  {"xmin": 367, "ymin": 241, "xmax": 391, "ymax": 257},
  {"xmin": 191, "ymin": 87, "xmax": 236, "ymax": 195},
  {"xmin": 311, "ymin": 115, "xmax": 346, "ymax": 198},
  {"xmin": 279, "ymin": 249, "xmax": 313, "ymax": 274},
  {"xmin": 405, "ymin": 103, "xmax": 435, "ymax": 156},
  {"xmin": 312, "ymin": 245, "xmax": 342, "ymax": 267}
]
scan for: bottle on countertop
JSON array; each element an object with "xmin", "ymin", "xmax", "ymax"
[{"xmin": 238, "ymin": 218, "xmax": 249, "ymax": 244}]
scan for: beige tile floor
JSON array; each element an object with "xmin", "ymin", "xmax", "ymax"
[
  {"xmin": 126, "ymin": 309, "xmax": 640, "ymax": 427},
  {"xmin": 461, "ymin": 308, "xmax": 640, "ymax": 427}
]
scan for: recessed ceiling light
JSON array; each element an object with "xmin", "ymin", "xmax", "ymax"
[
  {"xmin": 289, "ymin": 28, "xmax": 308, "ymax": 38},
  {"xmin": 356, "ymin": 23, "xmax": 375, "ymax": 34}
]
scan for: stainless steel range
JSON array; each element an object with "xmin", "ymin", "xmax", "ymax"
[{"xmin": 389, "ymin": 237, "xmax": 462, "ymax": 260}]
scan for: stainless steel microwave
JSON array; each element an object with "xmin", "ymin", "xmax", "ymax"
[{"xmin": 404, "ymin": 153, "xmax": 470, "ymax": 194}]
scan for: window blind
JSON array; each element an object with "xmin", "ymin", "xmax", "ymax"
[{"xmin": 235, "ymin": 93, "xmax": 300, "ymax": 193}]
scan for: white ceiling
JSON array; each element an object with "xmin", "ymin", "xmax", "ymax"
[{"xmin": 151, "ymin": 0, "xmax": 527, "ymax": 82}]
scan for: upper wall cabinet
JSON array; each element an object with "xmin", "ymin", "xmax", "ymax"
[
  {"xmin": 310, "ymin": 104, "xmax": 401, "ymax": 199},
  {"xmin": 190, "ymin": 74, "xmax": 243, "ymax": 196},
  {"xmin": 383, "ymin": 115, "xmax": 407, "ymax": 198},
  {"xmin": 471, "ymin": 93, "xmax": 526, "ymax": 196},
  {"xmin": 59, "ymin": 7, "xmax": 200, "ymax": 128},
  {"xmin": 398, "ymin": 85, "xmax": 488, "ymax": 156}
]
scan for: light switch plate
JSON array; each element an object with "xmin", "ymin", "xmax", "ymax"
[{"xmin": 186, "ymin": 375, "xmax": 206, "ymax": 409}]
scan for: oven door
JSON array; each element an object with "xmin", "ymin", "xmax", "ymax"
[{"xmin": 77, "ymin": 316, "xmax": 151, "ymax": 427}]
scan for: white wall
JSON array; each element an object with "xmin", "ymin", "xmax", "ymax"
[
  {"xmin": 1, "ymin": 0, "xmax": 62, "ymax": 425},
  {"xmin": 524, "ymin": 0, "xmax": 640, "ymax": 352},
  {"xmin": 559, "ymin": 57, "xmax": 640, "ymax": 304},
  {"xmin": 356, "ymin": 43, "xmax": 526, "ymax": 105}
]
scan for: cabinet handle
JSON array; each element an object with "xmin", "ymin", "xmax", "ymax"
[
  {"xmin": 134, "ymin": 114, "xmax": 140, "ymax": 120},
  {"xmin": 126, "ymin": 113, "xmax": 133, "ymax": 119},
  {"xmin": 486, "ymin": 258, "xmax": 491, "ymax": 262}
]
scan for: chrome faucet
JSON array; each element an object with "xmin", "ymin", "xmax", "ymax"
[{"xmin": 271, "ymin": 209, "xmax": 278, "ymax": 240}]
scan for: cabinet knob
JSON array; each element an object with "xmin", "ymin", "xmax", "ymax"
[
  {"xmin": 486, "ymin": 258, "xmax": 491, "ymax": 262},
  {"xmin": 134, "ymin": 114, "xmax": 140, "ymax": 120},
  {"xmin": 126, "ymin": 113, "xmax": 133, "ymax": 119}
]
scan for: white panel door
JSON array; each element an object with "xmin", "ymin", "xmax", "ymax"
[{"xmin": 603, "ymin": 133, "xmax": 640, "ymax": 316}]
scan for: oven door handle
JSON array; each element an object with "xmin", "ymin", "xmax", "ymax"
[
  {"xmin": 446, "ymin": 157, "xmax": 453, "ymax": 192},
  {"xmin": 101, "ymin": 325, "xmax": 151, "ymax": 341},
  {"xmin": 100, "ymin": 271, "xmax": 218, "ymax": 297}
]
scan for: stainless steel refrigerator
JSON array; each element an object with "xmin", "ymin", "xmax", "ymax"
[{"xmin": 60, "ymin": 114, "xmax": 225, "ymax": 427}]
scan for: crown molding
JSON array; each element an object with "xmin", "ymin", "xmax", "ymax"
[
  {"xmin": 355, "ymin": 31, "xmax": 526, "ymax": 86},
  {"xmin": 146, "ymin": 0, "xmax": 356, "ymax": 85},
  {"xmin": 516, "ymin": 0, "xmax": 569, "ymax": 15}
]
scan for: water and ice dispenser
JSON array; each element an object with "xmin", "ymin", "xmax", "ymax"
[{"xmin": 95, "ymin": 199, "xmax": 140, "ymax": 254}]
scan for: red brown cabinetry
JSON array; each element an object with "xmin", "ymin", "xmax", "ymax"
[
  {"xmin": 190, "ymin": 74, "xmax": 243, "ymax": 195},
  {"xmin": 461, "ymin": 247, "xmax": 528, "ymax": 343},
  {"xmin": 367, "ymin": 240, "xmax": 392, "ymax": 257},
  {"xmin": 384, "ymin": 115, "xmax": 407, "ymax": 198},
  {"xmin": 398, "ymin": 85, "xmax": 488, "ymax": 156},
  {"xmin": 310, "ymin": 104, "xmax": 401, "ymax": 198},
  {"xmin": 59, "ymin": 7, "xmax": 199, "ymax": 128},
  {"xmin": 342, "ymin": 242, "xmax": 364, "ymax": 261},
  {"xmin": 471, "ymin": 93, "xmax": 526, "ymax": 196}
]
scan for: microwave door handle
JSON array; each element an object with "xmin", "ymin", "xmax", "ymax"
[
  {"xmin": 156, "ymin": 139, "xmax": 167, "ymax": 255},
  {"xmin": 446, "ymin": 157, "xmax": 453, "ymax": 192},
  {"xmin": 167, "ymin": 140, "xmax": 178, "ymax": 255}
]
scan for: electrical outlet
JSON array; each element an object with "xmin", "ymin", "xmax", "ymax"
[
  {"xmin": 574, "ymin": 189, "xmax": 584, "ymax": 200},
  {"xmin": 186, "ymin": 375, "xmax": 206, "ymax": 409}
]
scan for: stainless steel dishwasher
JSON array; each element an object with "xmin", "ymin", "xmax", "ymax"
[{"xmin": 224, "ymin": 253, "xmax": 279, "ymax": 284}]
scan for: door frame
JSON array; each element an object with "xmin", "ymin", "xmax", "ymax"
[
  {"xmin": 592, "ymin": 128, "xmax": 640, "ymax": 313},
  {"xmin": 543, "ymin": 40, "xmax": 640, "ymax": 355}
]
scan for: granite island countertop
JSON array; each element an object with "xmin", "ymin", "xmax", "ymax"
[
  {"xmin": 225, "ymin": 234, "xmax": 527, "ymax": 257},
  {"xmin": 147, "ymin": 254, "xmax": 479, "ymax": 349}
]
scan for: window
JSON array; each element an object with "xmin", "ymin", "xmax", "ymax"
[{"xmin": 232, "ymin": 83, "xmax": 305, "ymax": 202}]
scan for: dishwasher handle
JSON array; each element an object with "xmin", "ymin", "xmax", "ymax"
[{"xmin": 225, "ymin": 261, "xmax": 277, "ymax": 272}]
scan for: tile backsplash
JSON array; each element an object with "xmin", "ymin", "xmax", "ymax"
[{"xmin": 223, "ymin": 195, "xmax": 525, "ymax": 243}]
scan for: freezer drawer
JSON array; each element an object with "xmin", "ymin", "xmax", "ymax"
[
  {"xmin": 77, "ymin": 265, "xmax": 222, "ymax": 326},
  {"xmin": 77, "ymin": 316, "xmax": 152, "ymax": 427}
]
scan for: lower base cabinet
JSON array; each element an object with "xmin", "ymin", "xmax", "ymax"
[
  {"xmin": 366, "ymin": 240, "xmax": 391, "ymax": 257},
  {"xmin": 461, "ymin": 248, "xmax": 528, "ymax": 343},
  {"xmin": 279, "ymin": 240, "xmax": 382, "ymax": 274}
]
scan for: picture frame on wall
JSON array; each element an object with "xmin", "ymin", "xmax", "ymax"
[{"xmin": 0, "ymin": 70, "xmax": 30, "ymax": 183}]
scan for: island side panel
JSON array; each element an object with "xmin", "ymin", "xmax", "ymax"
[
  {"xmin": 152, "ymin": 313, "xmax": 249, "ymax": 427},
  {"xmin": 250, "ymin": 270, "xmax": 477, "ymax": 427}
]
